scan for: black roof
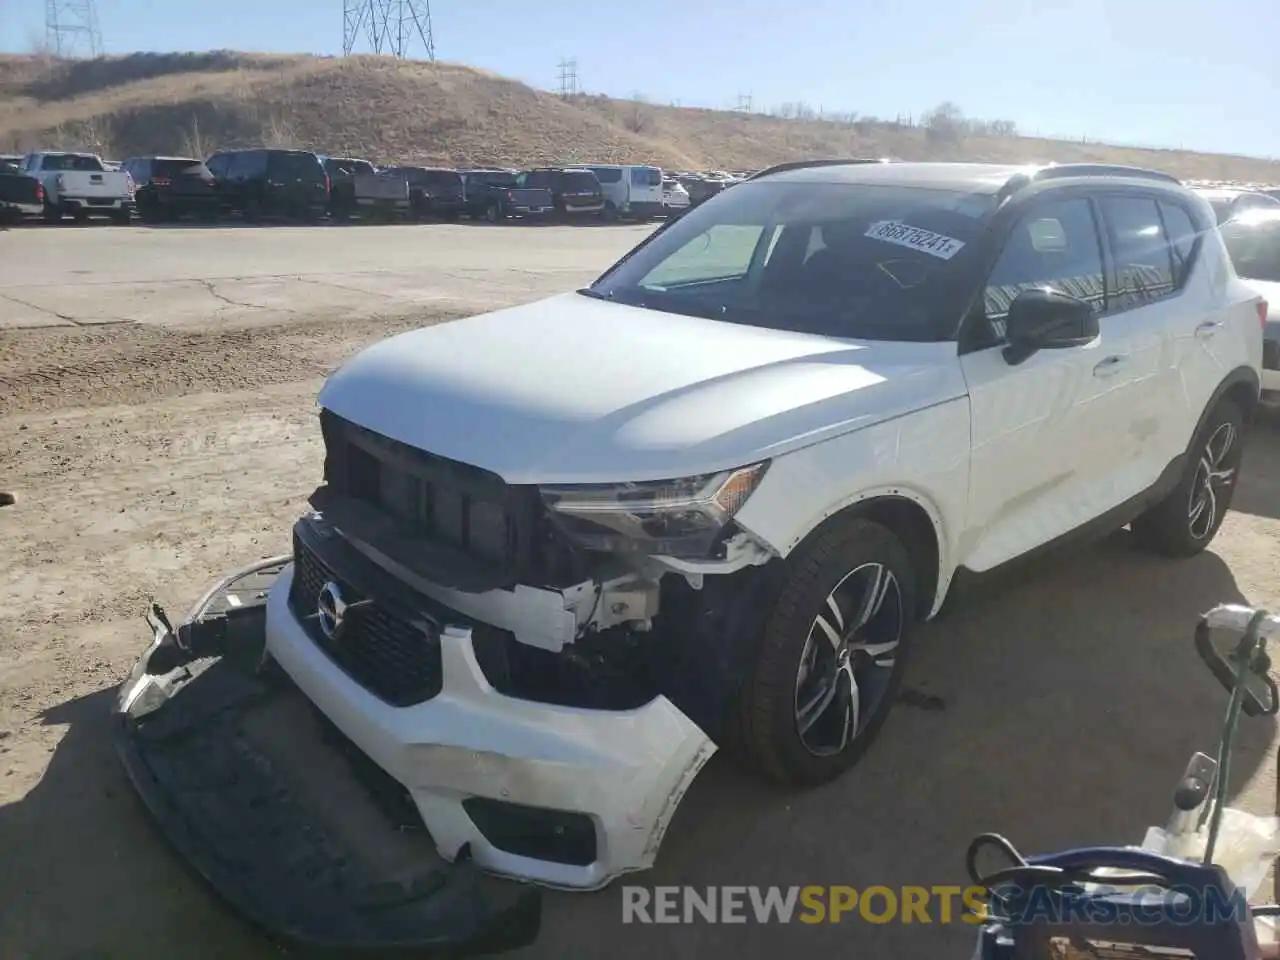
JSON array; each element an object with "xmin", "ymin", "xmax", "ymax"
[{"xmin": 754, "ymin": 160, "xmax": 1182, "ymax": 195}]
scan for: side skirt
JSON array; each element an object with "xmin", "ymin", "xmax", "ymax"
[{"xmin": 940, "ymin": 453, "xmax": 1187, "ymax": 615}]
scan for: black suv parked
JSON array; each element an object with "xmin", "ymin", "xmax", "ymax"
[
  {"xmin": 385, "ymin": 166, "xmax": 466, "ymax": 221},
  {"xmin": 122, "ymin": 156, "xmax": 220, "ymax": 222},
  {"xmin": 518, "ymin": 168, "xmax": 605, "ymax": 219},
  {"xmin": 204, "ymin": 148, "xmax": 329, "ymax": 222}
]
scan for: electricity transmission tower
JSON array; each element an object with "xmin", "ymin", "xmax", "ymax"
[
  {"xmin": 557, "ymin": 58, "xmax": 579, "ymax": 98},
  {"xmin": 45, "ymin": 0, "xmax": 104, "ymax": 58},
  {"xmin": 343, "ymin": 1, "xmax": 435, "ymax": 60}
]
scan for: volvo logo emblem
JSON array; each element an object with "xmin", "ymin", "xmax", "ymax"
[{"xmin": 316, "ymin": 581, "xmax": 347, "ymax": 641}]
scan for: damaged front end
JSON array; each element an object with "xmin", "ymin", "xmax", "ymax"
[{"xmin": 113, "ymin": 558, "xmax": 543, "ymax": 956}]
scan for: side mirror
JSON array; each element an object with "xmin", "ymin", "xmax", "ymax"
[{"xmin": 1002, "ymin": 287, "xmax": 1099, "ymax": 366}]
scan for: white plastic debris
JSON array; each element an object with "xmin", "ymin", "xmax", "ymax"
[{"xmin": 1141, "ymin": 806, "xmax": 1280, "ymax": 898}]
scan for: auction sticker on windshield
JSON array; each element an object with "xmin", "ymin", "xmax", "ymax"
[{"xmin": 865, "ymin": 221, "xmax": 966, "ymax": 259}]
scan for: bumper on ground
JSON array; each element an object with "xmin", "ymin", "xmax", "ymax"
[
  {"xmin": 266, "ymin": 562, "xmax": 716, "ymax": 890},
  {"xmin": 114, "ymin": 558, "xmax": 542, "ymax": 955}
]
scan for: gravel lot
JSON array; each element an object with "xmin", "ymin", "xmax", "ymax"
[{"xmin": 3, "ymin": 221, "xmax": 1280, "ymax": 959}]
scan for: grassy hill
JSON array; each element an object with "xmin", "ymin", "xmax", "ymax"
[{"xmin": 1, "ymin": 50, "xmax": 1278, "ymax": 183}]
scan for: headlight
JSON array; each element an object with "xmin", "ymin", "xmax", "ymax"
[{"xmin": 539, "ymin": 462, "xmax": 769, "ymax": 557}]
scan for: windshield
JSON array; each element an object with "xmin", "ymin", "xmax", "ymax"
[
  {"xmin": 587, "ymin": 180, "xmax": 997, "ymax": 340},
  {"xmin": 1221, "ymin": 218, "xmax": 1280, "ymax": 282}
]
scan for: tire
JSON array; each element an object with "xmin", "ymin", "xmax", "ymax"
[
  {"xmin": 484, "ymin": 202, "xmax": 501, "ymax": 223},
  {"xmin": 109, "ymin": 209, "xmax": 131, "ymax": 225},
  {"xmin": 731, "ymin": 517, "xmax": 918, "ymax": 786},
  {"xmin": 1130, "ymin": 397, "xmax": 1245, "ymax": 557},
  {"xmin": 601, "ymin": 201, "xmax": 619, "ymax": 223},
  {"xmin": 43, "ymin": 202, "xmax": 62, "ymax": 224}
]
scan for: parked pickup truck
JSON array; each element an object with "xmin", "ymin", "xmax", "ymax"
[
  {"xmin": 0, "ymin": 159, "xmax": 44, "ymax": 224},
  {"xmin": 20, "ymin": 151, "xmax": 135, "ymax": 224},
  {"xmin": 459, "ymin": 168, "xmax": 555, "ymax": 222},
  {"xmin": 322, "ymin": 157, "xmax": 410, "ymax": 221}
]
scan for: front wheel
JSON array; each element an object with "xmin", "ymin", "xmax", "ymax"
[
  {"xmin": 730, "ymin": 517, "xmax": 917, "ymax": 786},
  {"xmin": 1130, "ymin": 397, "xmax": 1245, "ymax": 556}
]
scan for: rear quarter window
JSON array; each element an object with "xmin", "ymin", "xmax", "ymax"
[
  {"xmin": 590, "ymin": 167, "xmax": 623, "ymax": 184},
  {"xmin": 564, "ymin": 172, "xmax": 598, "ymax": 191}
]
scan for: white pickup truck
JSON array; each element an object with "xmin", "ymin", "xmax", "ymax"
[{"xmin": 20, "ymin": 151, "xmax": 135, "ymax": 224}]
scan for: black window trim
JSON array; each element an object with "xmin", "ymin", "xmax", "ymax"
[
  {"xmin": 956, "ymin": 190, "xmax": 1109, "ymax": 355},
  {"xmin": 1155, "ymin": 197, "xmax": 1204, "ymax": 291},
  {"xmin": 1094, "ymin": 189, "xmax": 1182, "ymax": 318}
]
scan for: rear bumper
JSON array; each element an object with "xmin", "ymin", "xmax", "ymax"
[
  {"xmin": 114, "ymin": 559, "xmax": 542, "ymax": 955},
  {"xmin": 59, "ymin": 196, "xmax": 131, "ymax": 212},
  {"xmin": 267, "ymin": 561, "xmax": 716, "ymax": 890},
  {"xmin": 2, "ymin": 200, "xmax": 42, "ymax": 216}
]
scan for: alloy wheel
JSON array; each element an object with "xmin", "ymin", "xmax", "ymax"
[
  {"xmin": 1187, "ymin": 421, "xmax": 1238, "ymax": 540},
  {"xmin": 793, "ymin": 562, "xmax": 903, "ymax": 757}
]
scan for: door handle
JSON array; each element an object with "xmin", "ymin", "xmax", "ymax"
[
  {"xmin": 1093, "ymin": 355, "xmax": 1130, "ymax": 377},
  {"xmin": 1195, "ymin": 320, "xmax": 1223, "ymax": 338}
]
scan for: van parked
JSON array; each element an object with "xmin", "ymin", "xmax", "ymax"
[{"xmin": 567, "ymin": 163, "xmax": 664, "ymax": 220}]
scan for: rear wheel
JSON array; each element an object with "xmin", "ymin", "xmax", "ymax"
[
  {"xmin": 484, "ymin": 202, "xmax": 501, "ymax": 223},
  {"xmin": 110, "ymin": 209, "xmax": 132, "ymax": 225},
  {"xmin": 600, "ymin": 201, "xmax": 619, "ymax": 223},
  {"xmin": 1130, "ymin": 397, "xmax": 1245, "ymax": 556},
  {"xmin": 730, "ymin": 517, "xmax": 917, "ymax": 786}
]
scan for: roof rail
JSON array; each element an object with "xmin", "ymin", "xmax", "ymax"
[
  {"xmin": 1029, "ymin": 163, "xmax": 1181, "ymax": 185},
  {"xmin": 746, "ymin": 157, "xmax": 892, "ymax": 181}
]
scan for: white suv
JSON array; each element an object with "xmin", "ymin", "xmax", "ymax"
[{"xmin": 256, "ymin": 160, "xmax": 1265, "ymax": 888}]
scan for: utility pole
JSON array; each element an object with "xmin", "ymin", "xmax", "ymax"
[
  {"xmin": 736, "ymin": 92, "xmax": 753, "ymax": 113},
  {"xmin": 343, "ymin": 0, "xmax": 435, "ymax": 60},
  {"xmin": 45, "ymin": 0, "xmax": 103, "ymax": 58},
  {"xmin": 557, "ymin": 58, "xmax": 579, "ymax": 99}
]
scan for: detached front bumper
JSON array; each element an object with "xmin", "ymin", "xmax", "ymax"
[
  {"xmin": 114, "ymin": 558, "xmax": 542, "ymax": 956},
  {"xmin": 267, "ymin": 556, "xmax": 717, "ymax": 890}
]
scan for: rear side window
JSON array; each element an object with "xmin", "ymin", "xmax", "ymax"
[
  {"xmin": 228, "ymin": 151, "xmax": 268, "ymax": 178},
  {"xmin": 982, "ymin": 198, "xmax": 1106, "ymax": 340},
  {"xmin": 1099, "ymin": 196, "xmax": 1176, "ymax": 312},
  {"xmin": 631, "ymin": 167, "xmax": 662, "ymax": 187},
  {"xmin": 205, "ymin": 154, "xmax": 229, "ymax": 177},
  {"xmin": 271, "ymin": 152, "xmax": 323, "ymax": 181},
  {"xmin": 564, "ymin": 171, "xmax": 598, "ymax": 191},
  {"xmin": 1157, "ymin": 201, "xmax": 1199, "ymax": 287},
  {"xmin": 590, "ymin": 166, "xmax": 623, "ymax": 184}
]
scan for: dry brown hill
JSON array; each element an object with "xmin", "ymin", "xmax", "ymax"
[{"xmin": 2, "ymin": 50, "xmax": 1278, "ymax": 182}]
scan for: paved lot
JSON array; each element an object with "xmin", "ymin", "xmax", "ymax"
[
  {"xmin": 0, "ymin": 220, "xmax": 653, "ymax": 329},
  {"xmin": 2, "ymin": 222, "xmax": 1280, "ymax": 959}
]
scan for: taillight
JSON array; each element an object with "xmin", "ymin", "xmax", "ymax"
[
  {"xmin": 507, "ymin": 190, "xmax": 515, "ymax": 201},
  {"xmin": 35, "ymin": 181, "xmax": 44, "ymax": 201},
  {"xmin": 324, "ymin": 173, "xmax": 331, "ymax": 193},
  {"xmin": 125, "ymin": 173, "xmax": 135, "ymax": 196},
  {"xmin": 1259, "ymin": 300, "xmax": 1269, "ymax": 329}
]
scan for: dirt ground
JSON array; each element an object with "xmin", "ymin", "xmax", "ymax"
[{"xmin": 3, "ymin": 223, "xmax": 1280, "ymax": 960}]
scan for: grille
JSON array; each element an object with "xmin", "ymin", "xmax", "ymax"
[
  {"xmin": 288, "ymin": 532, "xmax": 443, "ymax": 706},
  {"xmin": 318, "ymin": 411, "xmax": 587, "ymax": 585}
]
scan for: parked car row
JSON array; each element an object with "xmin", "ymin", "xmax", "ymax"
[{"xmin": 0, "ymin": 146, "xmax": 682, "ymax": 227}]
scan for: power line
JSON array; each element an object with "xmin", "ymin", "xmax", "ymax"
[
  {"xmin": 343, "ymin": 0, "xmax": 435, "ymax": 60},
  {"xmin": 45, "ymin": 0, "xmax": 103, "ymax": 58},
  {"xmin": 557, "ymin": 57, "xmax": 579, "ymax": 99}
]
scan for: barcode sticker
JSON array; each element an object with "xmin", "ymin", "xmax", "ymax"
[{"xmin": 864, "ymin": 220, "xmax": 966, "ymax": 259}]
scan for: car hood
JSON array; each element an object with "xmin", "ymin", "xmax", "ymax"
[{"xmin": 317, "ymin": 292, "xmax": 965, "ymax": 484}]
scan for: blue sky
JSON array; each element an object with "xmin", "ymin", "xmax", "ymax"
[{"xmin": 3, "ymin": 0, "xmax": 1278, "ymax": 158}]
